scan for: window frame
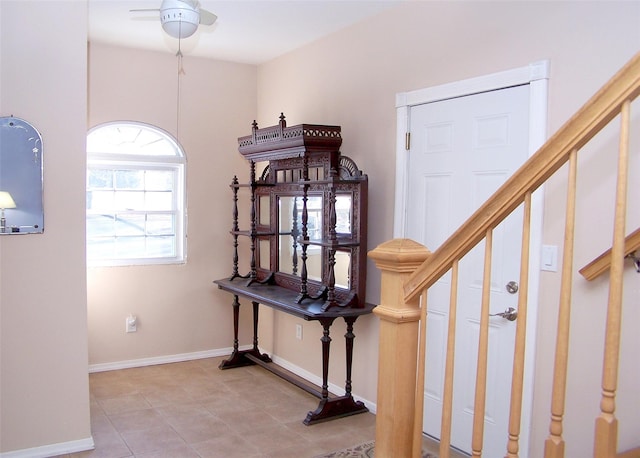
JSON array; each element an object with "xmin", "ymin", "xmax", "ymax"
[{"xmin": 86, "ymin": 121, "xmax": 186, "ymax": 267}]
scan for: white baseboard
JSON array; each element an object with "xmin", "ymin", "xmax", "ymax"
[
  {"xmin": 0, "ymin": 437, "xmax": 94, "ymax": 458},
  {"xmin": 88, "ymin": 346, "xmax": 377, "ymax": 413},
  {"xmin": 88, "ymin": 347, "xmax": 242, "ymax": 373}
]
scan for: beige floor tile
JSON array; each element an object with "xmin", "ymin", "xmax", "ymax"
[
  {"xmin": 262, "ymin": 396, "xmax": 318, "ymax": 424},
  {"xmin": 90, "ymin": 379, "xmax": 139, "ymax": 400},
  {"xmin": 119, "ymin": 424, "xmax": 186, "ymax": 455},
  {"xmin": 154, "ymin": 400, "xmax": 211, "ymax": 418},
  {"xmin": 165, "ymin": 412, "xmax": 234, "ymax": 444},
  {"xmin": 67, "ymin": 358, "xmax": 449, "ymax": 458},
  {"xmin": 219, "ymin": 408, "xmax": 281, "ymax": 435},
  {"xmin": 200, "ymin": 391, "xmax": 256, "ymax": 415},
  {"xmin": 109, "ymin": 409, "xmax": 167, "ymax": 433},
  {"xmin": 134, "ymin": 444, "xmax": 201, "ymax": 458},
  {"xmin": 241, "ymin": 423, "xmax": 311, "ymax": 454},
  {"xmin": 98, "ymin": 394, "xmax": 152, "ymax": 416},
  {"xmin": 190, "ymin": 434, "xmax": 261, "ymax": 458},
  {"xmin": 139, "ymin": 386, "xmax": 196, "ymax": 408}
]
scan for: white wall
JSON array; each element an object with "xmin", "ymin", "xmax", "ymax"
[
  {"xmin": 0, "ymin": 1, "xmax": 91, "ymax": 454},
  {"xmin": 256, "ymin": 1, "xmax": 640, "ymax": 456},
  {"xmin": 87, "ymin": 43, "xmax": 257, "ymax": 366}
]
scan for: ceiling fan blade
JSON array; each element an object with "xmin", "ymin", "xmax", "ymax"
[
  {"xmin": 199, "ymin": 9, "xmax": 217, "ymax": 26},
  {"xmin": 130, "ymin": 17, "xmax": 161, "ymax": 22},
  {"xmin": 129, "ymin": 8, "xmax": 160, "ymax": 13},
  {"xmin": 129, "ymin": 8, "xmax": 161, "ymax": 21}
]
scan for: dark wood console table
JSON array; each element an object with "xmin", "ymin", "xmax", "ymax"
[
  {"xmin": 214, "ymin": 114, "xmax": 372, "ymax": 425},
  {"xmin": 215, "ymin": 278, "xmax": 374, "ymax": 425}
]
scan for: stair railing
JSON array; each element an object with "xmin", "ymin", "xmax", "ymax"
[
  {"xmin": 369, "ymin": 51, "xmax": 640, "ymax": 458},
  {"xmin": 580, "ymin": 227, "xmax": 640, "ymax": 281}
]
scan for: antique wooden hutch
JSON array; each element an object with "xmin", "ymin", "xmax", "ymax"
[{"xmin": 214, "ymin": 114, "xmax": 373, "ymax": 424}]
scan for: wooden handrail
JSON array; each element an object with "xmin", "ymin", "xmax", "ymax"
[
  {"xmin": 579, "ymin": 227, "xmax": 640, "ymax": 280},
  {"xmin": 618, "ymin": 446, "xmax": 640, "ymax": 458},
  {"xmin": 404, "ymin": 51, "xmax": 640, "ymax": 303}
]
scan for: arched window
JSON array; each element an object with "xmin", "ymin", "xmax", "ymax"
[{"xmin": 86, "ymin": 122, "xmax": 186, "ymax": 266}]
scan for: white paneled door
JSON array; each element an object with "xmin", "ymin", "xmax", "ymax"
[{"xmin": 405, "ymin": 84, "xmax": 530, "ymax": 456}]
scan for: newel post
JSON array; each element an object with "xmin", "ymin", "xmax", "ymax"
[{"xmin": 368, "ymin": 239, "xmax": 431, "ymax": 458}]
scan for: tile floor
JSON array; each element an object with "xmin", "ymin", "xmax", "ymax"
[{"xmin": 56, "ymin": 357, "xmax": 454, "ymax": 458}]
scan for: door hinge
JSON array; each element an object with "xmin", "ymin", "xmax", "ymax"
[{"xmin": 405, "ymin": 132, "xmax": 411, "ymax": 150}]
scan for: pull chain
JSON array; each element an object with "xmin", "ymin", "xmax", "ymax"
[{"xmin": 175, "ymin": 15, "xmax": 185, "ymax": 143}]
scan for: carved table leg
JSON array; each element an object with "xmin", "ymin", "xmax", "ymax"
[
  {"xmin": 219, "ymin": 298, "xmax": 271, "ymax": 369},
  {"xmin": 304, "ymin": 317, "xmax": 368, "ymax": 425},
  {"xmin": 320, "ymin": 317, "xmax": 334, "ymax": 400},
  {"xmin": 251, "ymin": 301, "xmax": 259, "ymax": 351},
  {"xmin": 344, "ymin": 316, "xmax": 356, "ymax": 397}
]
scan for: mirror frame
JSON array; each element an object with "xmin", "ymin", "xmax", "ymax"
[{"xmin": 0, "ymin": 116, "xmax": 44, "ymax": 234}]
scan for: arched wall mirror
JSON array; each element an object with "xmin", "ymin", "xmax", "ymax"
[{"xmin": 0, "ymin": 117, "xmax": 44, "ymax": 234}]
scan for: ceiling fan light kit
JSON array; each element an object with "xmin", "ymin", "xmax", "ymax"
[
  {"xmin": 130, "ymin": 0, "xmax": 217, "ymax": 41},
  {"xmin": 161, "ymin": 3, "xmax": 200, "ymax": 39}
]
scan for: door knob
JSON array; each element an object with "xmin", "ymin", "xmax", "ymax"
[
  {"xmin": 505, "ymin": 281, "xmax": 519, "ymax": 294},
  {"xmin": 490, "ymin": 307, "xmax": 518, "ymax": 321}
]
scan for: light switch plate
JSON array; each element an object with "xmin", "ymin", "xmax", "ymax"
[{"xmin": 541, "ymin": 245, "xmax": 558, "ymax": 272}]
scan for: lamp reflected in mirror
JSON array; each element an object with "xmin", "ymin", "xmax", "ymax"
[{"xmin": 0, "ymin": 191, "xmax": 16, "ymax": 233}]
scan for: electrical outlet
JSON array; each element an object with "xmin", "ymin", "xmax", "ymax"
[
  {"xmin": 126, "ymin": 315, "xmax": 137, "ymax": 333},
  {"xmin": 295, "ymin": 324, "xmax": 303, "ymax": 340}
]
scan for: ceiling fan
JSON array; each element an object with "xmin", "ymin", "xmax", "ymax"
[{"xmin": 131, "ymin": 0, "xmax": 217, "ymax": 39}]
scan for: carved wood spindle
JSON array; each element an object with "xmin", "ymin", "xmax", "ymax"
[
  {"xmin": 297, "ymin": 153, "xmax": 310, "ymax": 300},
  {"xmin": 324, "ymin": 184, "xmax": 338, "ymax": 309},
  {"xmin": 323, "ymin": 174, "xmax": 338, "ymax": 310},
  {"xmin": 229, "ymin": 176, "xmax": 240, "ymax": 280},
  {"xmin": 291, "ymin": 197, "xmax": 299, "ymax": 276},
  {"xmin": 247, "ymin": 160, "xmax": 258, "ymax": 285},
  {"xmin": 251, "ymin": 120, "xmax": 258, "ymax": 144}
]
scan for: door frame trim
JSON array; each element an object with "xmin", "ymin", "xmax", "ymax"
[{"xmin": 393, "ymin": 61, "xmax": 549, "ymax": 458}]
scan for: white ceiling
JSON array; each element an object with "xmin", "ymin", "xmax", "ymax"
[{"xmin": 88, "ymin": 0, "xmax": 402, "ymax": 65}]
